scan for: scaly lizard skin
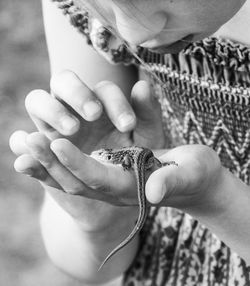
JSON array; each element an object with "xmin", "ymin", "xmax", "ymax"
[{"xmin": 91, "ymin": 146, "xmax": 177, "ymax": 269}]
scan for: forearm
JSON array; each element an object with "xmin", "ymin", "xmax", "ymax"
[
  {"xmin": 42, "ymin": 0, "xmax": 137, "ymax": 93},
  {"xmin": 187, "ymin": 167, "xmax": 250, "ymax": 264},
  {"xmin": 154, "ymin": 146, "xmax": 250, "ymax": 264},
  {"xmin": 40, "ymin": 192, "xmax": 138, "ymax": 284}
]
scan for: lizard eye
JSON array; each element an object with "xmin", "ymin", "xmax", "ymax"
[{"xmin": 107, "ymin": 155, "xmax": 112, "ymax": 160}]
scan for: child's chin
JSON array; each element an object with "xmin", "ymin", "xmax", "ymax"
[{"xmin": 149, "ymin": 40, "xmax": 191, "ymax": 54}]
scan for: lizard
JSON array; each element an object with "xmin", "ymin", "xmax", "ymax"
[{"xmin": 91, "ymin": 146, "xmax": 177, "ymax": 270}]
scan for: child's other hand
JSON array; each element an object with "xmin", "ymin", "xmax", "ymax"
[{"xmin": 21, "ymin": 70, "xmax": 165, "ymax": 152}]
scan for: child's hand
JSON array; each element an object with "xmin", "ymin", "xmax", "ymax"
[
  {"xmin": 146, "ymin": 145, "xmax": 250, "ymax": 266},
  {"xmin": 146, "ymin": 144, "xmax": 225, "ymax": 215},
  {"xmin": 9, "ymin": 70, "xmax": 165, "ymax": 232},
  {"xmin": 22, "ymin": 70, "xmax": 165, "ymax": 152}
]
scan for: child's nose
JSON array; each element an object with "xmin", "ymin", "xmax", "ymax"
[{"xmin": 113, "ymin": 9, "xmax": 167, "ymax": 46}]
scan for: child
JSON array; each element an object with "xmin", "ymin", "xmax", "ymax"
[{"xmin": 9, "ymin": 0, "xmax": 250, "ymax": 285}]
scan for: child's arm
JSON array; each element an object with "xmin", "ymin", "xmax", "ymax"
[
  {"xmin": 42, "ymin": 0, "xmax": 137, "ymax": 93},
  {"xmin": 30, "ymin": 0, "xmax": 142, "ymax": 283},
  {"xmin": 12, "ymin": 130, "xmax": 250, "ymax": 272},
  {"xmin": 148, "ymin": 145, "xmax": 250, "ymax": 265},
  {"xmin": 10, "ymin": 77, "xmax": 164, "ymax": 283}
]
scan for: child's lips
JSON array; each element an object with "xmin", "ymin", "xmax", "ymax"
[{"xmin": 141, "ymin": 34, "xmax": 194, "ymax": 54}]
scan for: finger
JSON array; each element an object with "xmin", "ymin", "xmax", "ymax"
[
  {"xmin": 131, "ymin": 81, "xmax": 165, "ymax": 148},
  {"xmin": 50, "ymin": 139, "xmax": 136, "ymax": 198},
  {"xmin": 50, "ymin": 70, "xmax": 103, "ymax": 121},
  {"xmin": 14, "ymin": 154, "xmax": 60, "ymax": 188},
  {"xmin": 9, "ymin": 130, "xmax": 29, "ymax": 155},
  {"xmin": 25, "ymin": 89, "xmax": 80, "ymax": 137},
  {"xmin": 145, "ymin": 163, "xmax": 181, "ymax": 205},
  {"xmin": 25, "ymin": 132, "xmax": 90, "ymax": 195},
  {"xmin": 94, "ymin": 81, "xmax": 136, "ymax": 132},
  {"xmin": 131, "ymin": 81, "xmax": 162, "ymax": 124}
]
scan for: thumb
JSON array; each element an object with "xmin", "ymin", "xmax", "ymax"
[
  {"xmin": 131, "ymin": 81, "xmax": 165, "ymax": 148},
  {"xmin": 145, "ymin": 162, "xmax": 181, "ymax": 206},
  {"xmin": 145, "ymin": 145, "xmax": 219, "ymax": 209}
]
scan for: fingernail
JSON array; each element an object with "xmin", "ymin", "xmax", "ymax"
[
  {"xmin": 50, "ymin": 143, "xmax": 68, "ymax": 164},
  {"xmin": 61, "ymin": 116, "xmax": 79, "ymax": 132},
  {"xmin": 82, "ymin": 101, "xmax": 102, "ymax": 119},
  {"xmin": 118, "ymin": 113, "xmax": 136, "ymax": 130}
]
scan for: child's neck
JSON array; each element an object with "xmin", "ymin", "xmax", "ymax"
[{"xmin": 214, "ymin": 0, "xmax": 250, "ymax": 46}]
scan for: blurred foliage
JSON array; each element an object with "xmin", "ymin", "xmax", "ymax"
[{"xmin": 0, "ymin": 0, "xmax": 83, "ymax": 285}]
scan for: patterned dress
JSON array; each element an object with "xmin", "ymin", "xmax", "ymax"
[{"xmin": 51, "ymin": 1, "xmax": 250, "ymax": 285}]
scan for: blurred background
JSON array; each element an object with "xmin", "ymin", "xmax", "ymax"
[{"xmin": 0, "ymin": 0, "xmax": 83, "ymax": 285}]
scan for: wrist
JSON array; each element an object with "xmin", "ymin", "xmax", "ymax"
[
  {"xmin": 40, "ymin": 193, "xmax": 138, "ymax": 282},
  {"xmin": 184, "ymin": 166, "xmax": 229, "ymax": 218},
  {"xmin": 41, "ymin": 191, "xmax": 137, "ymax": 245},
  {"xmin": 192, "ymin": 165, "xmax": 248, "ymax": 224}
]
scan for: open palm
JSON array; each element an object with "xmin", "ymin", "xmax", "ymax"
[{"xmin": 10, "ymin": 73, "xmax": 165, "ymax": 232}]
